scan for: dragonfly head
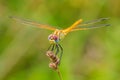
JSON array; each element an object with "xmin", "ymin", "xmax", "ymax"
[{"xmin": 48, "ymin": 34, "xmax": 59, "ymax": 44}]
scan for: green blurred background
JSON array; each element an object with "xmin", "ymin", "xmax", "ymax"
[{"xmin": 0, "ymin": 0, "xmax": 120, "ymax": 80}]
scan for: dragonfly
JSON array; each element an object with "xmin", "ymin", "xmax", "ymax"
[{"xmin": 10, "ymin": 16, "xmax": 110, "ymax": 64}]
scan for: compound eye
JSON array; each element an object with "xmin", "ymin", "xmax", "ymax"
[
  {"xmin": 48, "ymin": 34, "xmax": 54, "ymax": 40},
  {"xmin": 53, "ymin": 36, "xmax": 58, "ymax": 41},
  {"xmin": 50, "ymin": 37, "xmax": 54, "ymax": 40},
  {"xmin": 48, "ymin": 34, "xmax": 59, "ymax": 41}
]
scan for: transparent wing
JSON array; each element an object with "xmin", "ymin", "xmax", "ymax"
[
  {"xmin": 72, "ymin": 24, "xmax": 110, "ymax": 31},
  {"xmin": 72, "ymin": 18, "xmax": 110, "ymax": 31},
  {"xmin": 10, "ymin": 16, "xmax": 57, "ymax": 31}
]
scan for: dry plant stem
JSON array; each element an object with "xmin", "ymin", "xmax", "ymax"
[
  {"xmin": 56, "ymin": 68, "xmax": 63, "ymax": 80},
  {"xmin": 46, "ymin": 51, "xmax": 63, "ymax": 80}
]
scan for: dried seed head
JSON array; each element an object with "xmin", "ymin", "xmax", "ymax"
[
  {"xmin": 49, "ymin": 62, "xmax": 57, "ymax": 70},
  {"xmin": 46, "ymin": 50, "xmax": 60, "ymax": 70},
  {"xmin": 46, "ymin": 51, "xmax": 56, "ymax": 59},
  {"xmin": 46, "ymin": 51, "xmax": 54, "ymax": 57},
  {"xmin": 46, "ymin": 51, "xmax": 59, "ymax": 63},
  {"xmin": 54, "ymin": 59, "xmax": 60, "ymax": 65}
]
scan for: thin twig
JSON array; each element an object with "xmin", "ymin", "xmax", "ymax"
[{"xmin": 56, "ymin": 68, "xmax": 63, "ymax": 80}]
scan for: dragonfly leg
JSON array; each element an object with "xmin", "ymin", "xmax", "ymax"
[
  {"xmin": 47, "ymin": 44, "xmax": 55, "ymax": 51},
  {"xmin": 58, "ymin": 44, "xmax": 63, "ymax": 64},
  {"xmin": 51, "ymin": 44, "xmax": 55, "ymax": 51},
  {"xmin": 47, "ymin": 44, "xmax": 52, "ymax": 51},
  {"xmin": 55, "ymin": 44, "xmax": 59, "ymax": 55}
]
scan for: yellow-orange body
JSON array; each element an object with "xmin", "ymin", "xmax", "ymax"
[{"xmin": 48, "ymin": 19, "xmax": 83, "ymax": 44}]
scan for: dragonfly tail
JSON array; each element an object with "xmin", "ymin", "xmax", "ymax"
[{"xmin": 63, "ymin": 19, "xmax": 83, "ymax": 34}]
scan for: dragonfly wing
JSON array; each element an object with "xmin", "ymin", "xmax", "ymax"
[
  {"xmin": 77, "ymin": 18, "xmax": 109, "ymax": 26},
  {"xmin": 72, "ymin": 24, "xmax": 110, "ymax": 31},
  {"xmin": 10, "ymin": 16, "xmax": 57, "ymax": 31},
  {"xmin": 71, "ymin": 18, "xmax": 110, "ymax": 31}
]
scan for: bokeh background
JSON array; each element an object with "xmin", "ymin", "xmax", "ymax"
[{"xmin": 0, "ymin": 0, "xmax": 120, "ymax": 80}]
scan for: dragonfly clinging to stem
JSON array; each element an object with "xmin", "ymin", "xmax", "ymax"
[{"xmin": 10, "ymin": 16, "xmax": 110, "ymax": 64}]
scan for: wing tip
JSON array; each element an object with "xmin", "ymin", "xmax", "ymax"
[
  {"xmin": 9, "ymin": 16, "xmax": 15, "ymax": 19},
  {"xmin": 105, "ymin": 24, "xmax": 111, "ymax": 26},
  {"xmin": 100, "ymin": 18, "xmax": 110, "ymax": 21},
  {"xmin": 9, "ymin": 16, "xmax": 18, "ymax": 21}
]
